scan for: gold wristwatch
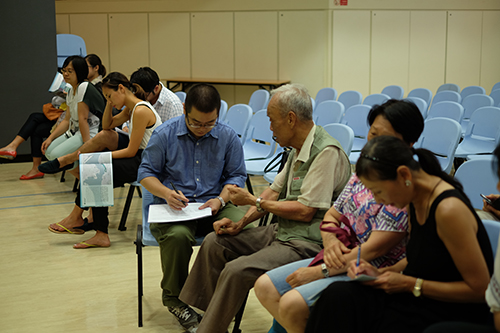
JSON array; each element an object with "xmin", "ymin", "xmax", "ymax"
[{"xmin": 412, "ymin": 278, "xmax": 423, "ymax": 297}]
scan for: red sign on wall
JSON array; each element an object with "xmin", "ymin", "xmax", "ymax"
[{"xmin": 340, "ymin": 0, "xmax": 348, "ymax": 5}]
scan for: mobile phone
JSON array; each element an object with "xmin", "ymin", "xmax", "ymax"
[{"xmin": 480, "ymin": 194, "xmax": 500, "ymax": 210}]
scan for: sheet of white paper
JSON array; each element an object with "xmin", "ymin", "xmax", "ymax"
[
  {"xmin": 351, "ymin": 274, "xmax": 378, "ymax": 282},
  {"xmin": 148, "ymin": 203, "xmax": 212, "ymax": 223}
]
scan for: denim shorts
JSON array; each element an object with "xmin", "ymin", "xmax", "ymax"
[{"xmin": 266, "ymin": 258, "xmax": 351, "ymax": 307}]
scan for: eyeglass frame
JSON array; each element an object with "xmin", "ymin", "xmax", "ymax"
[{"xmin": 185, "ymin": 114, "xmax": 218, "ymax": 129}]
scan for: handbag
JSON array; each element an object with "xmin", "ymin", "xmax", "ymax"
[
  {"xmin": 43, "ymin": 103, "xmax": 64, "ymax": 121},
  {"xmin": 264, "ymin": 147, "xmax": 292, "ymax": 173},
  {"xmin": 308, "ymin": 214, "xmax": 359, "ymax": 267}
]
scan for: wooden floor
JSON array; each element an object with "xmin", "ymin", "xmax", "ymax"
[{"xmin": 0, "ymin": 162, "xmax": 273, "ymax": 333}]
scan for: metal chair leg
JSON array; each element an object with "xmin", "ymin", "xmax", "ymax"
[
  {"xmin": 135, "ymin": 224, "xmax": 144, "ymax": 327},
  {"xmin": 119, "ymin": 185, "xmax": 135, "ymax": 231},
  {"xmin": 232, "ymin": 292, "xmax": 249, "ymax": 333}
]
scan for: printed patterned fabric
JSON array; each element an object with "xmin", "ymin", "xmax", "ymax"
[{"xmin": 333, "ymin": 174, "xmax": 408, "ymax": 267}]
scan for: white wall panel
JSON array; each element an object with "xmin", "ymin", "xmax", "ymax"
[
  {"xmin": 446, "ymin": 11, "xmax": 482, "ymax": 87},
  {"xmin": 279, "ymin": 11, "xmax": 328, "ymax": 97},
  {"xmin": 149, "ymin": 13, "xmax": 191, "ymax": 81},
  {"xmin": 371, "ymin": 11, "xmax": 410, "ymax": 95},
  {"xmin": 332, "ymin": 10, "xmax": 371, "ymax": 98},
  {"xmin": 408, "ymin": 11, "xmax": 447, "ymax": 93},
  {"xmin": 108, "ymin": 13, "xmax": 149, "ymax": 75},
  {"xmin": 480, "ymin": 11, "xmax": 500, "ymax": 93},
  {"xmin": 191, "ymin": 12, "xmax": 234, "ymax": 79},
  {"xmin": 70, "ymin": 14, "xmax": 109, "ymax": 69}
]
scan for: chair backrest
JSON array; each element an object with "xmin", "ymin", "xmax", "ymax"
[
  {"xmin": 363, "ymin": 93, "xmax": 390, "ymax": 107},
  {"xmin": 225, "ymin": 104, "xmax": 253, "ymax": 142},
  {"xmin": 405, "ymin": 97, "xmax": 428, "ymax": 118},
  {"xmin": 427, "ymin": 101, "xmax": 464, "ymax": 123},
  {"xmin": 141, "ymin": 187, "xmax": 160, "ymax": 246},
  {"xmin": 483, "ymin": 220, "xmax": 500, "ymax": 257},
  {"xmin": 56, "ymin": 34, "xmax": 87, "ymax": 68},
  {"xmin": 437, "ymin": 83, "xmax": 461, "ymax": 93},
  {"xmin": 462, "ymin": 94, "xmax": 494, "ymax": 120},
  {"xmin": 174, "ymin": 91, "xmax": 186, "ymax": 103},
  {"xmin": 432, "ymin": 90, "xmax": 461, "ymax": 106},
  {"xmin": 454, "ymin": 159, "xmax": 499, "ymax": 209},
  {"xmin": 315, "ymin": 87, "xmax": 338, "ymax": 110},
  {"xmin": 381, "ymin": 85, "xmax": 404, "ymax": 99},
  {"xmin": 465, "ymin": 106, "xmax": 500, "ymax": 140},
  {"xmin": 492, "ymin": 82, "xmax": 500, "ymax": 94},
  {"xmin": 323, "ymin": 123, "xmax": 354, "ymax": 156},
  {"xmin": 408, "ymin": 88, "xmax": 433, "ymax": 109},
  {"xmin": 342, "ymin": 104, "xmax": 371, "ymax": 134},
  {"xmin": 461, "ymin": 85, "xmax": 486, "ymax": 101},
  {"xmin": 414, "ymin": 117, "xmax": 461, "ymax": 174},
  {"xmin": 490, "ymin": 89, "xmax": 500, "ymax": 107},
  {"xmin": 338, "ymin": 90, "xmax": 363, "ymax": 112},
  {"xmin": 248, "ymin": 89, "xmax": 270, "ymax": 113},
  {"xmin": 314, "ymin": 101, "xmax": 344, "ymax": 127},
  {"xmin": 242, "ymin": 109, "xmax": 276, "ymax": 160},
  {"xmin": 310, "ymin": 97, "xmax": 315, "ymax": 111},
  {"xmin": 219, "ymin": 100, "xmax": 228, "ymax": 122}
]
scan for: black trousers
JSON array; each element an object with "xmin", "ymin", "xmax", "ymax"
[{"xmin": 17, "ymin": 112, "xmax": 56, "ymax": 158}]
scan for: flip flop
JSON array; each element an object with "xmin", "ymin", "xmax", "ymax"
[
  {"xmin": 73, "ymin": 241, "xmax": 110, "ymax": 249},
  {"xmin": 48, "ymin": 223, "xmax": 85, "ymax": 235}
]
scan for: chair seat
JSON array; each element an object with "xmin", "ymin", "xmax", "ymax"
[
  {"xmin": 243, "ymin": 141, "xmax": 275, "ymax": 160},
  {"xmin": 455, "ymin": 138, "xmax": 497, "ymax": 158}
]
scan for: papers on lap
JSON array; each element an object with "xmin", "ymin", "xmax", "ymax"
[
  {"xmin": 148, "ymin": 203, "xmax": 212, "ymax": 223},
  {"xmin": 79, "ymin": 152, "xmax": 114, "ymax": 207},
  {"xmin": 49, "ymin": 72, "xmax": 71, "ymax": 93},
  {"xmin": 351, "ymin": 274, "xmax": 377, "ymax": 282}
]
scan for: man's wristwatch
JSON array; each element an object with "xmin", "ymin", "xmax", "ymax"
[
  {"xmin": 412, "ymin": 278, "xmax": 423, "ymax": 297},
  {"xmin": 217, "ymin": 196, "xmax": 226, "ymax": 208},
  {"xmin": 256, "ymin": 197, "xmax": 265, "ymax": 213},
  {"xmin": 321, "ymin": 263, "xmax": 329, "ymax": 278}
]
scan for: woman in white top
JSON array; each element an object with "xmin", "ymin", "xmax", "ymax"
[
  {"xmin": 40, "ymin": 72, "xmax": 162, "ymax": 248},
  {"xmin": 42, "ymin": 56, "xmax": 104, "ymax": 163}
]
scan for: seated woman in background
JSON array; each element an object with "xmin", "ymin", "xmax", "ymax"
[
  {"xmin": 40, "ymin": 72, "xmax": 162, "ymax": 248},
  {"xmin": 0, "ymin": 54, "xmax": 106, "ymax": 180},
  {"xmin": 305, "ymin": 135, "xmax": 494, "ymax": 333},
  {"xmin": 255, "ymin": 100, "xmax": 424, "ymax": 333}
]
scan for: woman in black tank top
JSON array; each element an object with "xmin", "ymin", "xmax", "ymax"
[{"xmin": 305, "ymin": 136, "xmax": 494, "ymax": 333}]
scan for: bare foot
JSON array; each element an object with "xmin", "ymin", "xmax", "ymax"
[
  {"xmin": 73, "ymin": 231, "xmax": 111, "ymax": 249},
  {"xmin": 49, "ymin": 214, "xmax": 86, "ymax": 232},
  {"xmin": 0, "ymin": 146, "xmax": 16, "ymax": 153}
]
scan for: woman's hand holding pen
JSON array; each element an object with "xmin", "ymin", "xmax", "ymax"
[{"xmin": 347, "ymin": 259, "xmax": 379, "ymax": 280}]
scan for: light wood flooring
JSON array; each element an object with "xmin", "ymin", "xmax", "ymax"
[{"xmin": 0, "ymin": 162, "xmax": 273, "ymax": 333}]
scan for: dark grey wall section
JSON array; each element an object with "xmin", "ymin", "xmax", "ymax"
[{"xmin": 0, "ymin": 0, "xmax": 57, "ymax": 157}]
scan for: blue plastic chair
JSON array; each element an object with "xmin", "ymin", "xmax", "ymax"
[
  {"xmin": 461, "ymin": 94, "xmax": 494, "ymax": 135},
  {"xmin": 248, "ymin": 89, "xmax": 270, "ymax": 113},
  {"xmin": 455, "ymin": 106, "xmax": 500, "ymax": 158},
  {"xmin": 431, "ymin": 91, "xmax": 461, "ymax": 107},
  {"xmin": 483, "ymin": 220, "xmax": 500, "ymax": 257},
  {"xmin": 314, "ymin": 88, "xmax": 338, "ymax": 110},
  {"xmin": 341, "ymin": 104, "xmax": 371, "ymax": 153},
  {"xmin": 174, "ymin": 91, "xmax": 186, "ymax": 103},
  {"xmin": 437, "ymin": 83, "xmax": 461, "ymax": 93},
  {"xmin": 225, "ymin": 104, "xmax": 253, "ymax": 143},
  {"xmin": 363, "ymin": 93, "xmax": 390, "ymax": 107},
  {"xmin": 314, "ymin": 101, "xmax": 344, "ymax": 127},
  {"xmin": 408, "ymin": 88, "xmax": 433, "ymax": 110},
  {"xmin": 338, "ymin": 90, "xmax": 363, "ymax": 112},
  {"xmin": 242, "ymin": 110, "xmax": 276, "ymax": 160},
  {"xmin": 414, "ymin": 117, "xmax": 462, "ymax": 174},
  {"xmin": 426, "ymin": 101, "xmax": 464, "ymax": 123},
  {"xmin": 219, "ymin": 100, "xmax": 228, "ymax": 122},
  {"xmin": 454, "ymin": 159, "xmax": 499, "ymax": 209},
  {"xmin": 461, "ymin": 85, "xmax": 486, "ymax": 101},
  {"xmin": 56, "ymin": 34, "xmax": 87, "ymax": 68},
  {"xmin": 490, "ymin": 89, "xmax": 500, "ymax": 107},
  {"xmin": 492, "ymin": 82, "xmax": 500, "ymax": 94},
  {"xmin": 310, "ymin": 97, "xmax": 316, "ymax": 112},
  {"xmin": 405, "ymin": 97, "xmax": 428, "ymax": 118},
  {"xmin": 323, "ymin": 123, "xmax": 354, "ymax": 156},
  {"xmin": 381, "ymin": 85, "xmax": 404, "ymax": 99}
]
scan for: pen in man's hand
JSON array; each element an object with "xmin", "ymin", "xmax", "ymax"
[
  {"xmin": 170, "ymin": 181, "xmax": 186, "ymax": 207},
  {"xmin": 356, "ymin": 244, "xmax": 361, "ymax": 276}
]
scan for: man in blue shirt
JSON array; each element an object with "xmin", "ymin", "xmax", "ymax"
[{"xmin": 137, "ymin": 83, "xmax": 247, "ymax": 332}]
